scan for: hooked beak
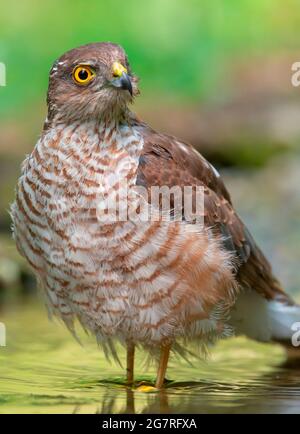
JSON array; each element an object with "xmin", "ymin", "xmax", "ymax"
[{"xmin": 110, "ymin": 71, "xmax": 133, "ymax": 96}]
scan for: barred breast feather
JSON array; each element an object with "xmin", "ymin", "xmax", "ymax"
[{"xmin": 11, "ymin": 118, "xmax": 238, "ymax": 354}]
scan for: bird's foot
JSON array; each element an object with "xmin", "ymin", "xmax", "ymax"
[
  {"xmin": 135, "ymin": 384, "xmax": 158, "ymax": 393},
  {"xmin": 134, "ymin": 378, "xmax": 172, "ymax": 392},
  {"xmin": 134, "ymin": 380, "xmax": 157, "ymax": 392}
]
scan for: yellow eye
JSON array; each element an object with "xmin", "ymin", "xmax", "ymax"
[{"xmin": 72, "ymin": 65, "xmax": 95, "ymax": 85}]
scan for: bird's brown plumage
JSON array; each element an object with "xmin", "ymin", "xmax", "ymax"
[{"xmin": 134, "ymin": 123, "xmax": 291, "ymax": 304}]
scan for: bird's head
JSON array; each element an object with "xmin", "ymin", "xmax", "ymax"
[{"xmin": 46, "ymin": 42, "xmax": 139, "ymax": 124}]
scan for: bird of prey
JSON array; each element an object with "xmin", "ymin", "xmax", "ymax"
[{"xmin": 11, "ymin": 42, "xmax": 300, "ymax": 389}]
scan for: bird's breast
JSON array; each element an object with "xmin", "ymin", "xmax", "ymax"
[
  {"xmin": 12, "ymin": 120, "xmax": 146, "ymax": 276},
  {"xmin": 11, "ymin": 121, "xmax": 237, "ymax": 343}
]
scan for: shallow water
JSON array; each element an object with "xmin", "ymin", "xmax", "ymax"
[{"xmin": 0, "ymin": 301, "xmax": 299, "ymax": 414}]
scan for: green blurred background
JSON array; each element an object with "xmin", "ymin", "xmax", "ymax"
[
  {"xmin": 0, "ymin": 0, "xmax": 300, "ymax": 414},
  {"xmin": 1, "ymin": 0, "xmax": 300, "ymax": 113}
]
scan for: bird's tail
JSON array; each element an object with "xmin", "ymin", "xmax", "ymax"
[{"xmin": 230, "ymin": 290, "xmax": 300, "ymax": 350}]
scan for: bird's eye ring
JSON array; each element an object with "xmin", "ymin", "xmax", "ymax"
[{"xmin": 72, "ymin": 65, "xmax": 95, "ymax": 85}]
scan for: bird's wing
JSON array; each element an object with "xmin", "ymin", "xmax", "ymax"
[{"xmin": 135, "ymin": 123, "xmax": 292, "ymax": 305}]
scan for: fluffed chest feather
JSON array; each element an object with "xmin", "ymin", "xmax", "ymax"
[{"xmin": 11, "ymin": 121, "xmax": 237, "ymax": 345}]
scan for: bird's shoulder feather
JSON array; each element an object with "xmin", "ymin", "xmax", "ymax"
[{"xmin": 135, "ymin": 123, "xmax": 292, "ymax": 304}]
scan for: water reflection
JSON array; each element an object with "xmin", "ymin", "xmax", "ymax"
[
  {"xmin": 68, "ymin": 365, "xmax": 300, "ymax": 414},
  {"xmin": 0, "ymin": 302, "xmax": 299, "ymax": 414}
]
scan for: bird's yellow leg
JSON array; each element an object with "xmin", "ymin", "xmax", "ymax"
[
  {"xmin": 155, "ymin": 344, "xmax": 171, "ymax": 389},
  {"xmin": 126, "ymin": 342, "xmax": 135, "ymax": 385}
]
